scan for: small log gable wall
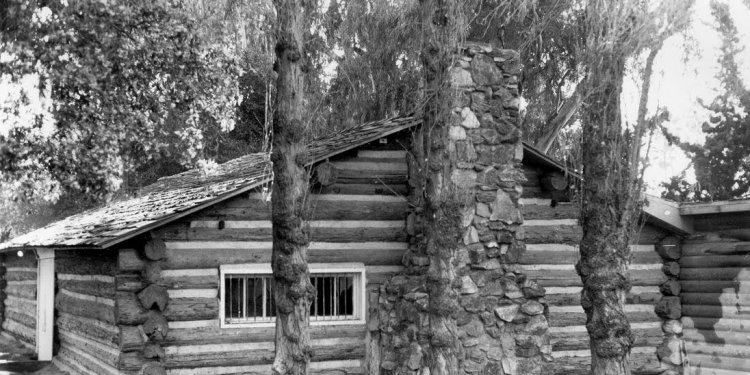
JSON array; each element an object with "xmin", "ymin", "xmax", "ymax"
[
  {"xmin": 1, "ymin": 252, "xmax": 37, "ymax": 349},
  {"xmin": 110, "ymin": 135, "xmax": 412, "ymax": 375}
]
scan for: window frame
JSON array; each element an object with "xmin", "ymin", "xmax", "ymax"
[{"xmin": 219, "ymin": 263, "xmax": 366, "ymax": 328}]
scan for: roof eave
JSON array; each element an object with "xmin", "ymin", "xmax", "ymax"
[{"xmin": 96, "ymin": 117, "xmax": 423, "ymax": 250}]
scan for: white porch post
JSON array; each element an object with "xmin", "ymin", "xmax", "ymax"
[{"xmin": 35, "ymin": 248, "xmax": 55, "ymax": 361}]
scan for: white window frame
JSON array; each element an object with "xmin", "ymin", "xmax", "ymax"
[{"xmin": 219, "ymin": 263, "xmax": 366, "ymax": 328}]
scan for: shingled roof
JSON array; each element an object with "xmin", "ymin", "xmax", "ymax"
[{"xmin": 0, "ymin": 116, "xmax": 422, "ymax": 251}]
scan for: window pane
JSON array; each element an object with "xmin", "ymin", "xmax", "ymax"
[
  {"xmin": 338, "ymin": 276, "xmax": 354, "ymax": 315},
  {"xmin": 266, "ymin": 278, "xmax": 276, "ymax": 317},
  {"xmin": 225, "ymin": 276, "xmax": 244, "ymax": 319}
]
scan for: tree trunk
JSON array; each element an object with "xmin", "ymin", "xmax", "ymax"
[
  {"xmin": 419, "ymin": 1, "xmax": 464, "ymax": 374},
  {"xmin": 577, "ymin": 2, "xmax": 639, "ymax": 374},
  {"xmin": 271, "ymin": 0, "xmax": 314, "ymax": 373}
]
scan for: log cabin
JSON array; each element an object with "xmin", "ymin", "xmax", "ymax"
[
  {"xmin": 0, "ymin": 42, "xmax": 737, "ymax": 375},
  {"xmin": 0, "ymin": 114, "xmax": 692, "ymax": 375}
]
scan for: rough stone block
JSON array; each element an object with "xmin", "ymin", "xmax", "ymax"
[
  {"xmin": 521, "ymin": 301, "xmax": 544, "ymax": 316},
  {"xmin": 451, "ymin": 169, "xmax": 477, "ymax": 189},
  {"xmin": 656, "ymin": 337, "xmax": 683, "ymax": 366},
  {"xmin": 655, "ymin": 296, "xmax": 682, "ymax": 320},
  {"xmin": 471, "ymin": 54, "xmax": 504, "ymax": 86},
  {"xmin": 494, "ymin": 304, "xmax": 520, "ymax": 322},
  {"xmin": 490, "ymin": 190, "xmax": 522, "ymax": 224},
  {"xmin": 463, "ymin": 226, "xmax": 480, "ymax": 245},
  {"xmin": 451, "ymin": 67, "xmax": 474, "ymax": 87},
  {"xmin": 662, "ymin": 319, "xmax": 683, "ymax": 335},
  {"xmin": 460, "ymin": 275, "xmax": 479, "ymax": 294},
  {"xmin": 461, "ymin": 107, "xmax": 481, "ymax": 128},
  {"xmin": 450, "ymin": 125, "xmax": 467, "ymax": 140}
]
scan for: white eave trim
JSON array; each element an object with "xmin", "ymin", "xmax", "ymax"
[{"xmin": 679, "ymin": 199, "xmax": 750, "ymax": 216}]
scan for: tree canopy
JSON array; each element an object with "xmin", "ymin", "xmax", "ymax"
[{"xmin": 660, "ymin": 0, "xmax": 750, "ymax": 202}]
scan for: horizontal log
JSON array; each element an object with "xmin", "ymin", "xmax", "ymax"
[
  {"xmin": 356, "ymin": 150, "xmax": 407, "ymax": 159},
  {"xmin": 522, "ymin": 269, "xmax": 667, "ymax": 288},
  {"xmin": 164, "ymin": 359, "xmax": 363, "ymax": 375},
  {"xmin": 683, "ymin": 304, "xmax": 750, "ymax": 321},
  {"xmin": 522, "ymin": 185, "xmax": 551, "ymax": 199},
  {"xmin": 164, "ymin": 298, "xmax": 218, "ymax": 322},
  {"xmin": 548, "ymin": 305, "xmax": 659, "ymax": 327},
  {"xmin": 163, "ymin": 221, "xmax": 407, "ymax": 243},
  {"xmin": 521, "ymin": 202, "xmax": 579, "ymax": 220},
  {"xmin": 163, "ymin": 338, "xmax": 365, "ymax": 370},
  {"xmin": 3, "ymin": 255, "xmax": 37, "ymax": 267},
  {"xmin": 151, "ymin": 242, "xmax": 407, "ymax": 270},
  {"xmin": 682, "ymin": 292, "xmax": 750, "ymax": 307},
  {"xmin": 682, "ymin": 316, "xmax": 750, "ymax": 333},
  {"xmin": 115, "ymin": 273, "xmax": 144, "ymax": 292},
  {"xmin": 524, "ymin": 224, "xmax": 582, "ymax": 244},
  {"xmin": 165, "ymin": 322, "xmax": 366, "ymax": 345},
  {"xmin": 686, "ymin": 341, "xmax": 750, "ymax": 359},
  {"xmin": 119, "ymin": 325, "xmax": 146, "ymax": 353},
  {"xmin": 58, "ymin": 330, "xmax": 119, "ymax": 367},
  {"xmin": 2, "ymin": 320, "xmax": 35, "ymax": 345},
  {"xmin": 634, "ymin": 225, "xmax": 670, "ymax": 245},
  {"xmin": 5, "ymin": 295, "xmax": 36, "ymax": 315},
  {"xmin": 686, "ymin": 353, "xmax": 750, "ymax": 372},
  {"xmin": 4, "ymin": 268, "xmax": 36, "ymax": 281},
  {"xmin": 545, "ymin": 289, "xmax": 661, "ymax": 306},
  {"xmin": 552, "ymin": 348, "xmax": 660, "ymax": 375},
  {"xmin": 684, "ymin": 367, "xmax": 750, "ymax": 375},
  {"xmin": 55, "ymin": 343, "xmax": 119, "ymax": 375},
  {"xmin": 681, "ymin": 280, "xmax": 744, "ymax": 293},
  {"xmin": 551, "ymin": 326, "xmax": 663, "ymax": 351},
  {"xmin": 680, "ymin": 268, "xmax": 750, "ymax": 281},
  {"xmin": 58, "ymin": 277, "xmax": 115, "ymax": 299},
  {"xmin": 115, "ymin": 291, "xmax": 150, "ymax": 325},
  {"xmin": 57, "ymin": 288, "xmax": 116, "ymax": 325},
  {"xmin": 199, "ymin": 195, "xmax": 408, "ymax": 221},
  {"xmin": 117, "ymin": 351, "xmax": 147, "ymax": 372},
  {"xmin": 56, "ymin": 250, "xmax": 117, "ymax": 276},
  {"xmin": 51, "ymin": 355, "xmax": 96, "ymax": 375},
  {"xmin": 311, "ymin": 182, "xmax": 408, "ymax": 196},
  {"xmin": 6, "ymin": 283, "xmax": 36, "ymax": 299},
  {"xmin": 57, "ymin": 312, "xmax": 119, "ymax": 347},
  {"xmin": 118, "ymin": 248, "xmax": 145, "ymax": 272},
  {"xmin": 681, "ymin": 255, "xmax": 750, "ymax": 268},
  {"xmin": 5, "ymin": 309, "xmax": 36, "ymax": 330},
  {"xmin": 520, "ymin": 248, "xmax": 661, "ymax": 265},
  {"xmin": 161, "ymin": 269, "xmax": 219, "ymax": 290},
  {"xmin": 683, "ymin": 328, "xmax": 750, "ymax": 346},
  {"xmin": 682, "ymin": 241, "xmax": 750, "ymax": 257}
]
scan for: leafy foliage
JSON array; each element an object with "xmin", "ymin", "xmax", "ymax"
[
  {"xmin": 660, "ymin": 0, "xmax": 750, "ymax": 202},
  {"xmin": 0, "ymin": 0, "xmax": 258, "ymax": 237}
]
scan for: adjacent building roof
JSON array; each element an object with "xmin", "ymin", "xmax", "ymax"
[{"xmin": 0, "ymin": 116, "xmax": 421, "ymax": 251}]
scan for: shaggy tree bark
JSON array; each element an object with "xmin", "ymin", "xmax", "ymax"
[
  {"xmin": 271, "ymin": 0, "xmax": 314, "ymax": 373},
  {"xmin": 576, "ymin": 2, "xmax": 638, "ymax": 374},
  {"xmin": 419, "ymin": 0, "xmax": 464, "ymax": 373}
]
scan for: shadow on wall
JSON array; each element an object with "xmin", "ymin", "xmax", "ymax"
[{"xmin": 682, "ymin": 244, "xmax": 750, "ymax": 375}]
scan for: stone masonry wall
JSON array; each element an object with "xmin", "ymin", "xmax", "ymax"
[{"xmin": 370, "ymin": 43, "xmax": 552, "ymax": 375}]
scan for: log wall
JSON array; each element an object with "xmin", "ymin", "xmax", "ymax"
[
  {"xmin": 1, "ymin": 252, "xmax": 37, "ymax": 349},
  {"xmin": 120, "ymin": 144, "xmax": 410, "ymax": 375},
  {"xmin": 680, "ymin": 237, "xmax": 750, "ymax": 375},
  {"xmin": 519, "ymin": 166, "xmax": 670, "ymax": 375},
  {"xmin": 51, "ymin": 250, "xmax": 121, "ymax": 375}
]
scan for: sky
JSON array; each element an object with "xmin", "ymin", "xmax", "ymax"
[{"xmin": 626, "ymin": 0, "xmax": 750, "ymax": 194}]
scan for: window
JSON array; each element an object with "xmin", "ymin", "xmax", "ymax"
[{"xmin": 219, "ymin": 263, "xmax": 366, "ymax": 328}]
